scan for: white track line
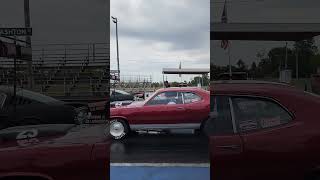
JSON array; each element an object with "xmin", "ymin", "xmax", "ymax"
[{"xmin": 110, "ymin": 163, "xmax": 210, "ymax": 168}]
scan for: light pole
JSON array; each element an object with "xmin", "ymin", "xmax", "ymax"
[
  {"xmin": 111, "ymin": 16, "xmax": 120, "ymax": 81},
  {"xmin": 285, "ymin": 42, "xmax": 288, "ymax": 70},
  {"xmin": 24, "ymin": 0, "xmax": 33, "ymax": 89}
]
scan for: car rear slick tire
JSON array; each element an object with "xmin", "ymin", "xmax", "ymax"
[{"xmin": 110, "ymin": 119, "xmax": 129, "ymax": 140}]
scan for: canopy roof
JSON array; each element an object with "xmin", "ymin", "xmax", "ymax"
[
  {"xmin": 211, "ymin": 23, "xmax": 320, "ymax": 41},
  {"xmin": 162, "ymin": 68, "xmax": 209, "ymax": 75}
]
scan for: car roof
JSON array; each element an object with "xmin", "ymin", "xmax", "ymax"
[
  {"xmin": 210, "ymin": 80, "xmax": 301, "ymax": 96},
  {"xmin": 113, "ymin": 89, "xmax": 130, "ymax": 95},
  {"xmin": 157, "ymin": 87, "xmax": 208, "ymax": 93},
  {"xmin": 0, "ymin": 86, "xmax": 23, "ymax": 94}
]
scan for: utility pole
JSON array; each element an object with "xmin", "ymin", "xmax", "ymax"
[
  {"xmin": 296, "ymin": 49, "xmax": 299, "ymax": 79},
  {"xmin": 111, "ymin": 16, "xmax": 120, "ymax": 81},
  {"xmin": 13, "ymin": 36, "xmax": 17, "ymax": 108},
  {"xmin": 228, "ymin": 45, "xmax": 232, "ymax": 79},
  {"xmin": 285, "ymin": 42, "xmax": 288, "ymax": 70},
  {"xmin": 24, "ymin": 0, "xmax": 33, "ymax": 89}
]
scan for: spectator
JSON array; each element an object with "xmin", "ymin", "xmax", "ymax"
[{"xmin": 164, "ymin": 81, "xmax": 170, "ymax": 88}]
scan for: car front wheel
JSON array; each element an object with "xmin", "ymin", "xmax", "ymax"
[{"xmin": 110, "ymin": 119, "xmax": 129, "ymax": 140}]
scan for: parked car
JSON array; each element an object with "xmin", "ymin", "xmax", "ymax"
[
  {"xmin": 0, "ymin": 86, "xmax": 89, "ymax": 129},
  {"xmin": 0, "ymin": 86, "xmax": 109, "ymax": 179},
  {"xmin": 110, "ymin": 87, "xmax": 210, "ymax": 139},
  {"xmin": 88, "ymin": 90, "xmax": 134, "ymax": 118},
  {"xmin": 0, "ymin": 123, "xmax": 109, "ymax": 180},
  {"xmin": 110, "ymin": 89, "xmax": 134, "ymax": 102},
  {"xmin": 205, "ymin": 81, "xmax": 320, "ymax": 180}
]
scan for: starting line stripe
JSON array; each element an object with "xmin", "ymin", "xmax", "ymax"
[
  {"xmin": 111, "ymin": 165, "xmax": 210, "ymax": 180},
  {"xmin": 110, "ymin": 163, "xmax": 210, "ymax": 168}
]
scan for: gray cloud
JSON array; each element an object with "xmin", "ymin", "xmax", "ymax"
[
  {"xmin": 111, "ymin": 0, "xmax": 210, "ymax": 82},
  {"xmin": 115, "ymin": 0, "xmax": 209, "ymax": 51},
  {"xmin": 0, "ymin": 0, "xmax": 108, "ymax": 44}
]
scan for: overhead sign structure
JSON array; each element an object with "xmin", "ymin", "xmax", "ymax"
[
  {"xmin": 162, "ymin": 68, "xmax": 210, "ymax": 75},
  {"xmin": 211, "ymin": 23, "xmax": 320, "ymax": 41},
  {"xmin": 0, "ymin": 28, "xmax": 32, "ymax": 36}
]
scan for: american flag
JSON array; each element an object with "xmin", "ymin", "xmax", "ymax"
[{"xmin": 220, "ymin": 0, "xmax": 229, "ymax": 50}]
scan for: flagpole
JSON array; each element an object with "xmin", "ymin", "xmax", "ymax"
[
  {"xmin": 221, "ymin": 0, "xmax": 232, "ymax": 80},
  {"xmin": 228, "ymin": 42, "xmax": 232, "ymax": 79}
]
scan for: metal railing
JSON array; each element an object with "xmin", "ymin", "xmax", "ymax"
[{"xmin": 0, "ymin": 43, "xmax": 110, "ymax": 98}]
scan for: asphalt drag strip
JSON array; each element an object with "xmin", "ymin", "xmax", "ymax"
[{"xmin": 110, "ymin": 133, "xmax": 209, "ymax": 163}]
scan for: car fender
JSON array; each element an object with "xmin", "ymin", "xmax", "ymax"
[{"xmin": 110, "ymin": 115, "xmax": 128, "ymax": 120}]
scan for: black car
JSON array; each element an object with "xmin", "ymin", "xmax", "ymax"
[
  {"xmin": 110, "ymin": 89, "xmax": 134, "ymax": 102},
  {"xmin": 0, "ymin": 86, "xmax": 88, "ymax": 130}
]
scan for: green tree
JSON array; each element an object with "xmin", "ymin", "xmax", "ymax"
[
  {"xmin": 294, "ymin": 39, "xmax": 318, "ymax": 77},
  {"xmin": 250, "ymin": 62, "xmax": 257, "ymax": 78},
  {"xmin": 310, "ymin": 54, "xmax": 320, "ymax": 73},
  {"xmin": 236, "ymin": 59, "xmax": 247, "ymax": 71},
  {"xmin": 190, "ymin": 74, "xmax": 209, "ymax": 86}
]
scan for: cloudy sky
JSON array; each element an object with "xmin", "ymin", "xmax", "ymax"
[
  {"xmin": 211, "ymin": 0, "xmax": 320, "ymax": 66},
  {"xmin": 0, "ymin": 0, "xmax": 108, "ymax": 44},
  {"xmin": 111, "ymin": 0, "xmax": 210, "ymax": 82}
]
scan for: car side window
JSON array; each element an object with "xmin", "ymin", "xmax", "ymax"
[
  {"xmin": 205, "ymin": 96, "xmax": 234, "ymax": 135},
  {"xmin": 8, "ymin": 96, "xmax": 32, "ymax": 106},
  {"xmin": 183, "ymin": 92, "xmax": 201, "ymax": 104},
  {"xmin": 231, "ymin": 97, "xmax": 292, "ymax": 133},
  {"xmin": 146, "ymin": 91, "xmax": 183, "ymax": 105}
]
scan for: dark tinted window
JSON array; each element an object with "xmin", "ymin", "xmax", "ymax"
[
  {"xmin": 205, "ymin": 96, "xmax": 234, "ymax": 135},
  {"xmin": 232, "ymin": 97, "xmax": 292, "ymax": 133},
  {"xmin": 18, "ymin": 89, "xmax": 59, "ymax": 104}
]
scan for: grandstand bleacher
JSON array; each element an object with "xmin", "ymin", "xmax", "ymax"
[{"xmin": 0, "ymin": 43, "xmax": 109, "ymax": 102}]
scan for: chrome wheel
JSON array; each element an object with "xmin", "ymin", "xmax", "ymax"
[{"xmin": 110, "ymin": 120, "xmax": 125, "ymax": 139}]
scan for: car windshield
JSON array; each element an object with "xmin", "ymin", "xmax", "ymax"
[
  {"xmin": 17, "ymin": 89, "xmax": 61, "ymax": 104},
  {"xmin": 144, "ymin": 91, "xmax": 159, "ymax": 103}
]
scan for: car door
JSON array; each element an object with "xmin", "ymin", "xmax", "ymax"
[
  {"xmin": 204, "ymin": 95, "xmax": 244, "ymax": 180},
  {"xmin": 140, "ymin": 91, "xmax": 186, "ymax": 125},
  {"xmin": 164, "ymin": 91, "xmax": 188, "ymax": 125},
  {"xmin": 182, "ymin": 91, "xmax": 209, "ymax": 124},
  {"xmin": 230, "ymin": 96, "xmax": 305, "ymax": 180}
]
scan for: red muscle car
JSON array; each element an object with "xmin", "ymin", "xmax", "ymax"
[
  {"xmin": 205, "ymin": 81, "xmax": 320, "ymax": 180},
  {"xmin": 0, "ymin": 123, "xmax": 110, "ymax": 180},
  {"xmin": 110, "ymin": 87, "xmax": 210, "ymax": 139}
]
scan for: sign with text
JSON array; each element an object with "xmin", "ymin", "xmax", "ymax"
[{"xmin": 0, "ymin": 28, "xmax": 32, "ymax": 36}]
